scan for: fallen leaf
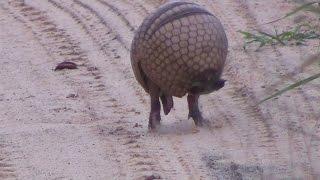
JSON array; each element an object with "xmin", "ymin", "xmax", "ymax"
[{"xmin": 54, "ymin": 61, "xmax": 77, "ymax": 71}]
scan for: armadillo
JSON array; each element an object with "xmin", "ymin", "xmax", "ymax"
[{"xmin": 131, "ymin": 1, "xmax": 228, "ymax": 129}]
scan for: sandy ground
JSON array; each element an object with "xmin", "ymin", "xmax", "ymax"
[{"xmin": 0, "ymin": 0, "xmax": 320, "ymax": 179}]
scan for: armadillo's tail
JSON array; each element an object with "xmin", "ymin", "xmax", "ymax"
[{"xmin": 160, "ymin": 94, "xmax": 173, "ymax": 115}]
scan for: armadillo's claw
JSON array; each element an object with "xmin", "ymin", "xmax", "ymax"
[
  {"xmin": 188, "ymin": 111, "xmax": 204, "ymax": 126},
  {"xmin": 187, "ymin": 93, "xmax": 207, "ymax": 127}
]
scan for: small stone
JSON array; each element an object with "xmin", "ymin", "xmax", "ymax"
[
  {"xmin": 66, "ymin": 93, "xmax": 78, "ymax": 98},
  {"xmin": 123, "ymin": 139, "xmax": 137, "ymax": 145}
]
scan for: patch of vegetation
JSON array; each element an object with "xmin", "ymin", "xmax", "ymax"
[
  {"xmin": 238, "ymin": 1, "xmax": 320, "ymax": 103},
  {"xmin": 239, "ymin": 24, "xmax": 320, "ymax": 50}
]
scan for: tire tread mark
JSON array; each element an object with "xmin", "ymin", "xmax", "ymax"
[
  {"xmin": 47, "ymin": 0, "xmax": 147, "ymax": 105},
  {"xmin": 95, "ymin": 0, "xmax": 136, "ymax": 31}
]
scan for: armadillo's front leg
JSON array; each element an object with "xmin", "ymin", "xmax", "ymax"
[
  {"xmin": 187, "ymin": 93, "xmax": 204, "ymax": 126},
  {"xmin": 148, "ymin": 80, "xmax": 161, "ymax": 129}
]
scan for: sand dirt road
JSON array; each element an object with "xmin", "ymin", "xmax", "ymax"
[{"xmin": 0, "ymin": 0, "xmax": 320, "ymax": 179}]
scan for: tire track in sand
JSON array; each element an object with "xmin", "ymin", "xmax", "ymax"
[
  {"xmin": 47, "ymin": 0, "xmax": 147, "ymax": 105},
  {"xmin": 122, "ymin": 0, "xmax": 149, "ymax": 17},
  {"xmin": 21, "ymin": 0, "xmax": 188, "ymax": 178},
  {"xmin": 95, "ymin": 0, "xmax": 136, "ymax": 31}
]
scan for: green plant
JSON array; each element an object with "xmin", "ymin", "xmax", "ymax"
[
  {"xmin": 239, "ymin": 1, "xmax": 320, "ymax": 103},
  {"xmin": 238, "ymin": 30, "xmax": 274, "ymax": 50},
  {"xmin": 239, "ymin": 24, "xmax": 320, "ymax": 50}
]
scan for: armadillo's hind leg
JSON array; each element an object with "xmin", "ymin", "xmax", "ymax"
[
  {"xmin": 187, "ymin": 93, "xmax": 204, "ymax": 126},
  {"xmin": 160, "ymin": 94, "xmax": 173, "ymax": 115},
  {"xmin": 148, "ymin": 80, "xmax": 161, "ymax": 130}
]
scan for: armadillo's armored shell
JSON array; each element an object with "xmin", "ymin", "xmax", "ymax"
[{"xmin": 131, "ymin": 1, "xmax": 228, "ymax": 97}]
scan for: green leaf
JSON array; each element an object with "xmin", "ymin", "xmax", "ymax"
[
  {"xmin": 238, "ymin": 30, "xmax": 255, "ymax": 39},
  {"xmin": 259, "ymin": 72, "xmax": 320, "ymax": 104},
  {"xmin": 258, "ymin": 30, "xmax": 286, "ymax": 45}
]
